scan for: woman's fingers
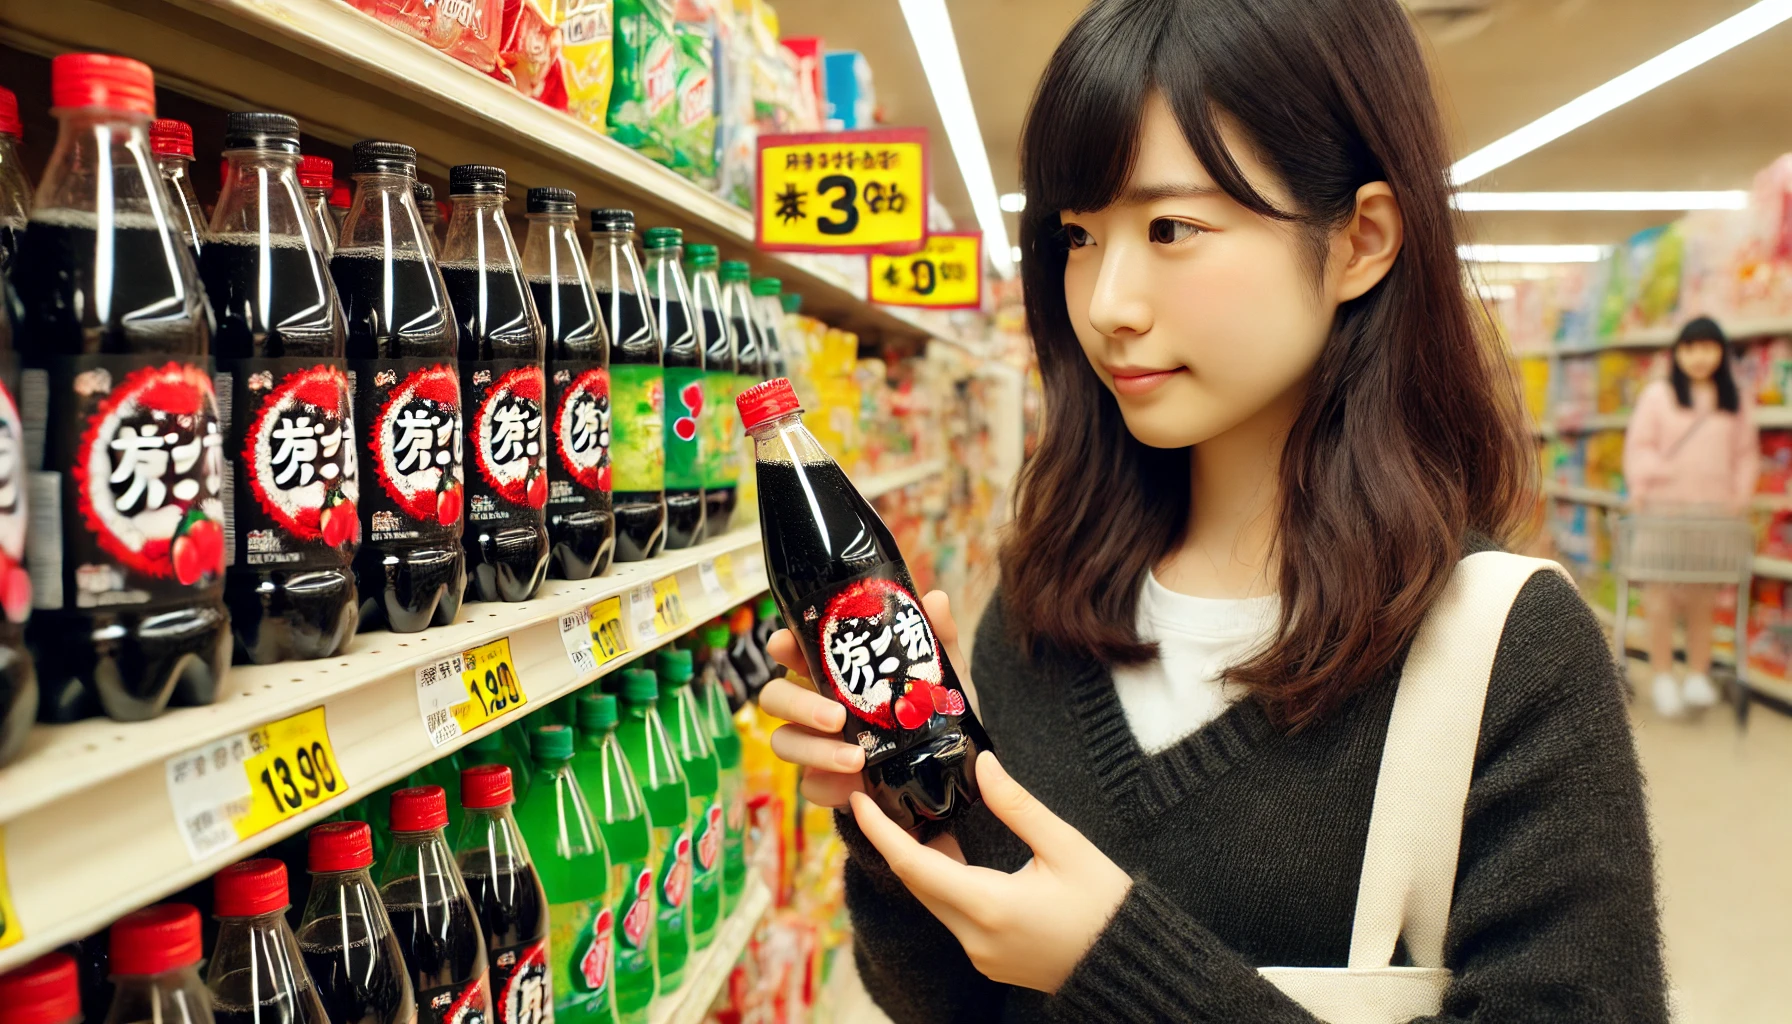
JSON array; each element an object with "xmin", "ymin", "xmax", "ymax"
[
  {"xmin": 800, "ymin": 766, "xmax": 866, "ymax": 808},
  {"xmin": 921, "ymin": 590, "xmax": 979, "ymax": 715},
  {"xmin": 772, "ymin": 722, "xmax": 864, "ymax": 772},
  {"xmin": 759, "ymin": 677, "xmax": 846, "ymax": 733},
  {"xmin": 765, "ymin": 627, "xmax": 807, "ymax": 679},
  {"xmin": 848, "ymin": 792, "xmax": 989, "ymax": 911}
]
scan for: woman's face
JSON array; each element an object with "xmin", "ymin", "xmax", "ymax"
[
  {"xmin": 1059, "ymin": 95, "xmax": 1337, "ymax": 449},
  {"xmin": 1676, "ymin": 339, "xmax": 1723, "ymax": 382}
]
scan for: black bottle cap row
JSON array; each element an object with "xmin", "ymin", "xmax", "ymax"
[
  {"xmin": 449, "ymin": 163, "xmax": 506, "ymax": 195},
  {"xmin": 590, "ymin": 208, "xmax": 635, "ymax": 233},
  {"xmin": 527, "ymin": 186, "xmax": 576, "ymax": 214},
  {"xmin": 222, "ymin": 111, "xmax": 299, "ymax": 154},
  {"xmin": 352, "ymin": 139, "xmax": 416, "ymax": 176}
]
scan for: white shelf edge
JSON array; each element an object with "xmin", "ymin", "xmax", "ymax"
[
  {"xmin": 649, "ymin": 878, "xmax": 773, "ymax": 1024},
  {"xmin": 856, "ymin": 459, "xmax": 947, "ymax": 498},
  {"xmin": 1547, "ymin": 315, "xmax": 1792, "ymax": 353},
  {"xmin": 1541, "ymin": 483, "xmax": 1626, "ymax": 508}
]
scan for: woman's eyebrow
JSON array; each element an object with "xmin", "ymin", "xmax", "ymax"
[{"xmin": 1121, "ymin": 181, "xmax": 1222, "ymax": 204}]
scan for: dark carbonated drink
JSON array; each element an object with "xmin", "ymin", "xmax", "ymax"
[
  {"xmin": 685, "ymin": 245, "xmax": 736, "ymax": 539},
  {"xmin": 454, "ymin": 765, "xmax": 553, "ymax": 1024},
  {"xmin": 739, "ymin": 378, "xmax": 991, "ymax": 829},
  {"xmin": 523, "ymin": 187, "xmax": 613, "ymax": 580},
  {"xmin": 150, "ymin": 118, "xmax": 205, "ymax": 258},
  {"xmin": 414, "ymin": 183, "xmax": 440, "ymax": 258},
  {"xmin": 204, "ymin": 112, "xmax": 358, "ymax": 664},
  {"xmin": 106, "ymin": 905, "xmax": 215, "ymax": 1024},
  {"xmin": 589, "ymin": 209, "xmax": 665, "ymax": 562},
  {"xmin": 379, "ymin": 786, "xmax": 494, "ymax": 1024},
  {"xmin": 0, "ymin": 86, "xmax": 29, "ymax": 274},
  {"xmin": 0, "ymin": 260, "xmax": 34, "ymax": 765},
  {"xmin": 206, "ymin": 859, "xmax": 331, "ymax": 1024},
  {"xmin": 16, "ymin": 54, "xmax": 230, "ymax": 723},
  {"xmin": 643, "ymin": 228, "xmax": 704, "ymax": 549},
  {"xmin": 299, "ymin": 822, "xmax": 417, "ymax": 1024},
  {"xmin": 331, "ymin": 140, "xmax": 466, "ymax": 634},
  {"xmin": 439, "ymin": 165, "xmax": 548, "ymax": 604}
]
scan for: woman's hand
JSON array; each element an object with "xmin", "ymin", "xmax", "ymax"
[{"xmin": 848, "ymin": 750, "xmax": 1132, "ymax": 994}]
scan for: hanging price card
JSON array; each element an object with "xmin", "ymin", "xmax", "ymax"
[
  {"xmin": 756, "ymin": 128, "xmax": 929, "ymax": 254},
  {"xmin": 560, "ymin": 606, "xmax": 599, "ymax": 678},
  {"xmin": 653, "ymin": 575, "xmax": 689, "ymax": 633},
  {"xmin": 164, "ymin": 707, "xmax": 347, "ymax": 862},
  {"xmin": 869, "ymin": 232, "xmax": 983, "ymax": 309},
  {"xmin": 561, "ymin": 595, "xmax": 633, "ymax": 676},
  {"xmin": 629, "ymin": 582, "xmax": 658, "ymax": 643},
  {"xmin": 0, "ymin": 829, "xmax": 21, "ymax": 950},
  {"xmin": 416, "ymin": 638, "xmax": 527, "ymax": 748}
]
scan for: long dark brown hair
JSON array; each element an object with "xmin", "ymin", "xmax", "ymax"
[{"xmin": 999, "ymin": 0, "xmax": 1535, "ymax": 730}]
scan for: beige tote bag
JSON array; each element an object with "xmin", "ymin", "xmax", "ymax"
[{"xmin": 1257, "ymin": 552, "xmax": 1569, "ymax": 1024}]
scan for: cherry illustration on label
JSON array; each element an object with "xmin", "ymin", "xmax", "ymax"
[
  {"xmin": 817, "ymin": 577, "xmax": 949, "ymax": 729},
  {"xmin": 672, "ymin": 380, "xmax": 702, "ymax": 442},
  {"xmin": 554, "ymin": 367, "xmax": 611, "ymax": 492},
  {"xmin": 244, "ymin": 365, "xmax": 357, "ymax": 545},
  {"xmin": 371, "ymin": 364, "xmax": 462, "ymax": 524},
  {"xmin": 473, "ymin": 366, "xmax": 547, "ymax": 509}
]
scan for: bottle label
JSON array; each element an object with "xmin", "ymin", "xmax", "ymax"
[
  {"xmin": 722, "ymin": 775, "xmax": 746, "ymax": 892},
  {"xmin": 0, "ymin": 357, "xmax": 30, "ymax": 622},
  {"xmin": 702, "ymin": 369, "xmax": 738, "ymax": 489},
  {"xmin": 663, "ymin": 366, "xmax": 705, "ymax": 489},
  {"xmin": 695, "ymin": 800, "xmax": 721, "ymax": 872},
  {"xmin": 416, "ymin": 975, "xmax": 492, "ymax": 1024},
  {"xmin": 799, "ymin": 565, "xmax": 967, "ymax": 762},
  {"xmin": 464, "ymin": 360, "xmax": 548, "ymax": 519},
  {"xmin": 548, "ymin": 364, "xmax": 611, "ymax": 499},
  {"xmin": 617, "ymin": 863, "xmax": 654, "ymax": 962},
  {"xmin": 490, "ymin": 937, "xmax": 552, "ymax": 1024},
  {"xmin": 609, "ymin": 364, "xmax": 663, "ymax": 492},
  {"xmin": 224, "ymin": 359, "xmax": 358, "ymax": 567},
  {"xmin": 659, "ymin": 828, "xmax": 691, "ymax": 921},
  {"xmin": 549, "ymin": 900, "xmax": 609, "ymax": 1016},
  {"xmin": 24, "ymin": 355, "xmax": 225, "ymax": 608},
  {"xmin": 351, "ymin": 358, "xmax": 463, "ymax": 543}
]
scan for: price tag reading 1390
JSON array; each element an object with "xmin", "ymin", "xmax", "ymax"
[
  {"xmin": 164, "ymin": 707, "xmax": 346, "ymax": 863},
  {"xmin": 756, "ymin": 128, "xmax": 929, "ymax": 254},
  {"xmin": 416, "ymin": 638, "xmax": 527, "ymax": 747}
]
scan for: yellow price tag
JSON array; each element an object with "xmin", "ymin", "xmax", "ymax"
[
  {"xmin": 0, "ymin": 828, "xmax": 21, "ymax": 950},
  {"xmin": 756, "ymin": 128, "xmax": 929, "ymax": 254},
  {"xmin": 239, "ymin": 707, "xmax": 345, "ymax": 838},
  {"xmin": 417, "ymin": 638, "xmax": 526, "ymax": 747},
  {"xmin": 653, "ymin": 575, "xmax": 689, "ymax": 634},
  {"xmin": 869, "ymin": 233, "xmax": 983, "ymax": 309},
  {"xmin": 715, "ymin": 553, "xmax": 737, "ymax": 592},
  {"xmin": 590, "ymin": 595, "xmax": 632, "ymax": 664}
]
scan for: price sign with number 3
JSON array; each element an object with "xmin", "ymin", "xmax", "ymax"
[{"xmin": 756, "ymin": 128, "xmax": 929, "ymax": 254}]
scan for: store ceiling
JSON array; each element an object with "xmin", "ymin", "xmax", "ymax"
[{"xmin": 774, "ymin": 0, "xmax": 1792, "ymax": 247}]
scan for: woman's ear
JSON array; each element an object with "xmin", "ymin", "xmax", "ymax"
[{"xmin": 1332, "ymin": 181, "xmax": 1403, "ymax": 303}]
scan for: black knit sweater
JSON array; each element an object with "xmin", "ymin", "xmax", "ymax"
[{"xmin": 838, "ymin": 567, "xmax": 1667, "ymax": 1023}]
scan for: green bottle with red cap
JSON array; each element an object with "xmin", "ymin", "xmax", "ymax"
[
  {"xmin": 573, "ymin": 692, "xmax": 657, "ymax": 1023},
  {"xmin": 0, "ymin": 952, "xmax": 84, "ymax": 1024},
  {"xmin": 208, "ymin": 859, "xmax": 331, "ymax": 1024},
  {"xmin": 656, "ymin": 648, "xmax": 720, "ymax": 950},
  {"xmin": 514, "ymin": 723, "xmax": 614, "ymax": 1023},
  {"xmin": 614, "ymin": 665, "xmax": 691, "ymax": 992}
]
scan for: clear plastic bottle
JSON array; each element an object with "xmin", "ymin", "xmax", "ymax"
[
  {"xmin": 297, "ymin": 822, "xmax": 417, "ymax": 1024},
  {"xmin": 0, "ymin": 951, "xmax": 83, "ymax": 1024},
  {"xmin": 684, "ymin": 245, "xmax": 736, "ymax": 540},
  {"xmin": 104, "ymin": 904, "xmax": 214, "ymax": 1024},
  {"xmin": 718, "ymin": 261, "xmax": 764, "ymax": 522},
  {"xmin": 642, "ymin": 228, "xmax": 705, "ymax": 550},
  {"xmin": 413, "ymin": 183, "xmax": 440, "ymax": 258},
  {"xmin": 149, "ymin": 118, "xmax": 206, "ymax": 258},
  {"xmin": 747, "ymin": 278, "xmax": 786, "ymax": 378},
  {"xmin": 0, "ymin": 85, "xmax": 31, "ymax": 274},
  {"xmin": 204, "ymin": 112, "xmax": 358, "ymax": 665},
  {"xmin": 453, "ymin": 764, "xmax": 552, "ymax": 1024},
  {"xmin": 695, "ymin": 623, "xmax": 747, "ymax": 911},
  {"xmin": 378, "ymin": 786, "xmax": 494, "ymax": 1024},
  {"xmin": 523, "ymin": 187, "xmax": 613, "ymax": 581},
  {"xmin": 328, "ymin": 184, "xmax": 351, "ymax": 239},
  {"xmin": 207, "ymin": 859, "xmax": 330, "ymax": 1024},
  {"xmin": 297, "ymin": 155, "xmax": 337, "ymax": 258},
  {"xmin": 571, "ymin": 693, "xmax": 656, "ymax": 1024},
  {"xmin": 16, "ymin": 54, "xmax": 229, "ymax": 723},
  {"xmin": 439, "ymin": 165, "xmax": 549, "ymax": 604},
  {"xmin": 654, "ymin": 649, "xmax": 718, "ymax": 950},
  {"xmin": 613, "ymin": 668, "xmax": 690, "ymax": 992},
  {"xmin": 588, "ymin": 209, "xmax": 665, "ymax": 562}
]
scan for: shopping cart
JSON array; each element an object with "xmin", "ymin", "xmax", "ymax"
[{"xmin": 1611, "ymin": 513, "xmax": 1755, "ymax": 725}]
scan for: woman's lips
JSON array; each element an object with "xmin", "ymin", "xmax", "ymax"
[{"xmin": 1109, "ymin": 367, "xmax": 1184, "ymax": 396}]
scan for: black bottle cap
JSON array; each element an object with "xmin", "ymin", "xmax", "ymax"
[
  {"xmin": 590, "ymin": 208, "xmax": 636, "ymax": 232},
  {"xmin": 223, "ymin": 111, "xmax": 300, "ymax": 153},
  {"xmin": 449, "ymin": 164, "xmax": 506, "ymax": 195},
  {"xmin": 352, "ymin": 139, "xmax": 416, "ymax": 176},
  {"xmin": 413, "ymin": 181, "xmax": 434, "ymax": 203},
  {"xmin": 528, "ymin": 186, "xmax": 577, "ymax": 214}
]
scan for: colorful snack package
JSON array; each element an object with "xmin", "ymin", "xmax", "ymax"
[
  {"xmin": 672, "ymin": 0, "xmax": 718, "ymax": 185},
  {"xmin": 560, "ymin": 0, "xmax": 616, "ymax": 129},
  {"xmin": 610, "ymin": 0, "xmax": 680, "ymax": 164},
  {"xmin": 493, "ymin": 0, "xmax": 563, "ymax": 100}
]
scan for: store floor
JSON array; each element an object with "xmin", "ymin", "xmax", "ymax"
[{"xmin": 828, "ymin": 663, "xmax": 1792, "ymax": 1024}]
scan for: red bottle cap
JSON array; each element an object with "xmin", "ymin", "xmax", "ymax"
[
  {"xmin": 391, "ymin": 785, "xmax": 449, "ymax": 831},
  {"xmin": 110, "ymin": 904, "xmax": 202, "ymax": 976},
  {"xmin": 214, "ymin": 858, "xmax": 290, "ymax": 918},
  {"xmin": 149, "ymin": 118, "xmax": 193, "ymax": 159},
  {"xmin": 308, "ymin": 820, "xmax": 374, "ymax": 872},
  {"xmin": 460, "ymin": 763, "xmax": 513, "ymax": 809},
  {"xmin": 737, "ymin": 377, "xmax": 801, "ymax": 432},
  {"xmin": 50, "ymin": 54, "xmax": 155, "ymax": 118},
  {"xmin": 329, "ymin": 184, "xmax": 352, "ymax": 209},
  {"xmin": 0, "ymin": 87, "xmax": 20, "ymax": 140},
  {"xmin": 0, "ymin": 952, "xmax": 81, "ymax": 1024},
  {"xmin": 299, "ymin": 154, "xmax": 334, "ymax": 190}
]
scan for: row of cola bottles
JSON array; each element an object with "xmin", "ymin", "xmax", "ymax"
[
  {"xmin": 0, "ymin": 54, "xmax": 799, "ymax": 764},
  {"xmin": 0, "ymin": 620, "xmax": 788, "ymax": 1024}
]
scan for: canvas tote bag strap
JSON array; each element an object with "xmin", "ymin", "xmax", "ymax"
[{"xmin": 1346, "ymin": 552, "xmax": 1571, "ymax": 971}]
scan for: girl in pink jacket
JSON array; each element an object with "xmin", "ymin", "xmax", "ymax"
[{"xmin": 1622, "ymin": 316, "xmax": 1758, "ymax": 718}]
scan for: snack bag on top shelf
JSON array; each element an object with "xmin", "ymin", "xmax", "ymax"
[
  {"xmin": 671, "ymin": 0, "xmax": 718, "ymax": 185},
  {"xmin": 710, "ymin": 0, "xmax": 757, "ymax": 209},
  {"xmin": 559, "ymin": 0, "xmax": 615, "ymax": 125},
  {"xmin": 610, "ymin": 0, "xmax": 680, "ymax": 164},
  {"xmin": 348, "ymin": 0, "xmax": 502, "ymax": 71},
  {"xmin": 1632, "ymin": 223, "xmax": 1684, "ymax": 330},
  {"xmin": 493, "ymin": 0, "xmax": 563, "ymax": 100}
]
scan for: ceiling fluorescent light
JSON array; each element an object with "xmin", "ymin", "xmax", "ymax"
[
  {"xmin": 999, "ymin": 192, "xmax": 1027, "ymax": 213},
  {"xmin": 1451, "ymin": 0, "xmax": 1792, "ymax": 186},
  {"xmin": 1454, "ymin": 191, "xmax": 1750, "ymax": 211},
  {"xmin": 1459, "ymin": 244, "xmax": 1612, "ymax": 263},
  {"xmin": 899, "ymin": 0, "xmax": 1015, "ymax": 278}
]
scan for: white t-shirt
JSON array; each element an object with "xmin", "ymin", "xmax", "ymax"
[{"xmin": 1112, "ymin": 572, "xmax": 1279, "ymax": 753}]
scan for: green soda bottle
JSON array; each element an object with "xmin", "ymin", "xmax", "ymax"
[
  {"xmin": 696, "ymin": 623, "xmax": 747, "ymax": 912},
  {"xmin": 514, "ymin": 724, "xmax": 615, "ymax": 1024},
  {"xmin": 615, "ymin": 667, "xmax": 691, "ymax": 992},
  {"xmin": 655, "ymin": 649, "xmax": 719, "ymax": 949},
  {"xmin": 465, "ymin": 729, "xmax": 534, "ymax": 804},
  {"xmin": 574, "ymin": 693, "xmax": 657, "ymax": 1024}
]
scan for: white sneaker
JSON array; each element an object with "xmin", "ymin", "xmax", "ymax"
[
  {"xmin": 1653, "ymin": 673, "xmax": 1685, "ymax": 718},
  {"xmin": 1683, "ymin": 672, "xmax": 1719, "ymax": 709}
]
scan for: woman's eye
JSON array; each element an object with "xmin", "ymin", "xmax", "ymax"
[
  {"xmin": 1148, "ymin": 218, "xmax": 1202, "ymax": 244},
  {"xmin": 1063, "ymin": 224, "xmax": 1093, "ymax": 249}
]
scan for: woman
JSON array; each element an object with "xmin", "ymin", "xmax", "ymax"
[
  {"xmin": 761, "ymin": 0, "xmax": 1665, "ymax": 1020},
  {"xmin": 1623, "ymin": 317, "xmax": 1758, "ymax": 718}
]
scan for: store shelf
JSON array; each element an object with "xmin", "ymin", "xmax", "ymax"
[
  {"xmin": 855, "ymin": 459, "xmax": 947, "ymax": 497},
  {"xmin": 1752, "ymin": 555, "xmax": 1792, "ymax": 581},
  {"xmin": 1551, "ymin": 411, "xmax": 1631, "ymax": 433},
  {"xmin": 1543, "ymin": 483, "xmax": 1627, "ymax": 508},
  {"xmin": 0, "ymin": 0, "xmax": 937, "ymax": 348},
  {"xmin": 651, "ymin": 879, "xmax": 773, "ymax": 1024},
  {"xmin": 1754, "ymin": 406, "xmax": 1792, "ymax": 429}
]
